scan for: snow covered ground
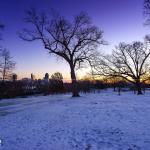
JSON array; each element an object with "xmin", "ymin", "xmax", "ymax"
[{"xmin": 0, "ymin": 90, "xmax": 150, "ymax": 150}]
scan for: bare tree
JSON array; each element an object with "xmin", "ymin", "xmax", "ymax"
[
  {"xmin": 0, "ymin": 49, "xmax": 16, "ymax": 82},
  {"xmin": 50, "ymin": 72, "xmax": 64, "ymax": 93},
  {"xmin": 51, "ymin": 72, "xmax": 63, "ymax": 81},
  {"xmin": 19, "ymin": 9, "xmax": 104, "ymax": 97},
  {"xmin": 92, "ymin": 41, "xmax": 150, "ymax": 95}
]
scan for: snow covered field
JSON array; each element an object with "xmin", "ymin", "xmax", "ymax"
[{"xmin": 0, "ymin": 90, "xmax": 150, "ymax": 150}]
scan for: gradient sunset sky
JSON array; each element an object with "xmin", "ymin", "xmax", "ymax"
[{"xmin": 0, "ymin": 0, "xmax": 149, "ymax": 80}]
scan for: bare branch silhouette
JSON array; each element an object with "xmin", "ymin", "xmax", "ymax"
[
  {"xmin": 92, "ymin": 40, "xmax": 150, "ymax": 95},
  {"xmin": 0, "ymin": 49, "xmax": 16, "ymax": 82},
  {"xmin": 19, "ymin": 9, "xmax": 104, "ymax": 97}
]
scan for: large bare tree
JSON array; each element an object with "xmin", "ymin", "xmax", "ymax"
[
  {"xmin": 92, "ymin": 41, "xmax": 150, "ymax": 95},
  {"xmin": 19, "ymin": 9, "xmax": 104, "ymax": 97}
]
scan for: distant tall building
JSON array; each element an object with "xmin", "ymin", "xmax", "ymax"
[
  {"xmin": 12, "ymin": 74, "xmax": 17, "ymax": 82},
  {"xmin": 44, "ymin": 73, "xmax": 49, "ymax": 82},
  {"xmin": 31, "ymin": 73, "xmax": 35, "ymax": 80}
]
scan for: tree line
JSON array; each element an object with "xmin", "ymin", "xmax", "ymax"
[
  {"xmin": 0, "ymin": 72, "xmax": 110, "ymax": 99},
  {"xmin": 1, "ymin": 71, "xmax": 150, "ymax": 99}
]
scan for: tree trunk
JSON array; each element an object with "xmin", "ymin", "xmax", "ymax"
[
  {"xmin": 2, "ymin": 57, "xmax": 6, "ymax": 82},
  {"xmin": 2, "ymin": 68, "xmax": 6, "ymax": 82},
  {"xmin": 70, "ymin": 65, "xmax": 80, "ymax": 97},
  {"xmin": 136, "ymin": 81, "xmax": 142, "ymax": 95}
]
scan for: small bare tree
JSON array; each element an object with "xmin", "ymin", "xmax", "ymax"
[
  {"xmin": 0, "ymin": 49, "xmax": 16, "ymax": 82},
  {"xmin": 92, "ymin": 41, "xmax": 150, "ymax": 95},
  {"xmin": 19, "ymin": 9, "xmax": 104, "ymax": 97}
]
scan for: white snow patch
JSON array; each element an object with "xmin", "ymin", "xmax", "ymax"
[{"xmin": 0, "ymin": 90, "xmax": 150, "ymax": 150}]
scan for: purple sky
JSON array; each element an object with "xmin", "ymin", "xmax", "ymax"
[{"xmin": 0, "ymin": 0, "xmax": 149, "ymax": 80}]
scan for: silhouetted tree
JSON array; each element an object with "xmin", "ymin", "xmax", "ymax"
[
  {"xmin": 19, "ymin": 9, "xmax": 104, "ymax": 97},
  {"xmin": 92, "ymin": 41, "xmax": 150, "ymax": 95},
  {"xmin": 51, "ymin": 72, "xmax": 63, "ymax": 81},
  {"xmin": 0, "ymin": 49, "xmax": 16, "ymax": 82},
  {"xmin": 50, "ymin": 72, "xmax": 64, "ymax": 93}
]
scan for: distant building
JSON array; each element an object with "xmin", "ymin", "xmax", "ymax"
[
  {"xmin": 12, "ymin": 74, "xmax": 17, "ymax": 82},
  {"xmin": 31, "ymin": 73, "xmax": 35, "ymax": 80},
  {"xmin": 44, "ymin": 73, "xmax": 49, "ymax": 83}
]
